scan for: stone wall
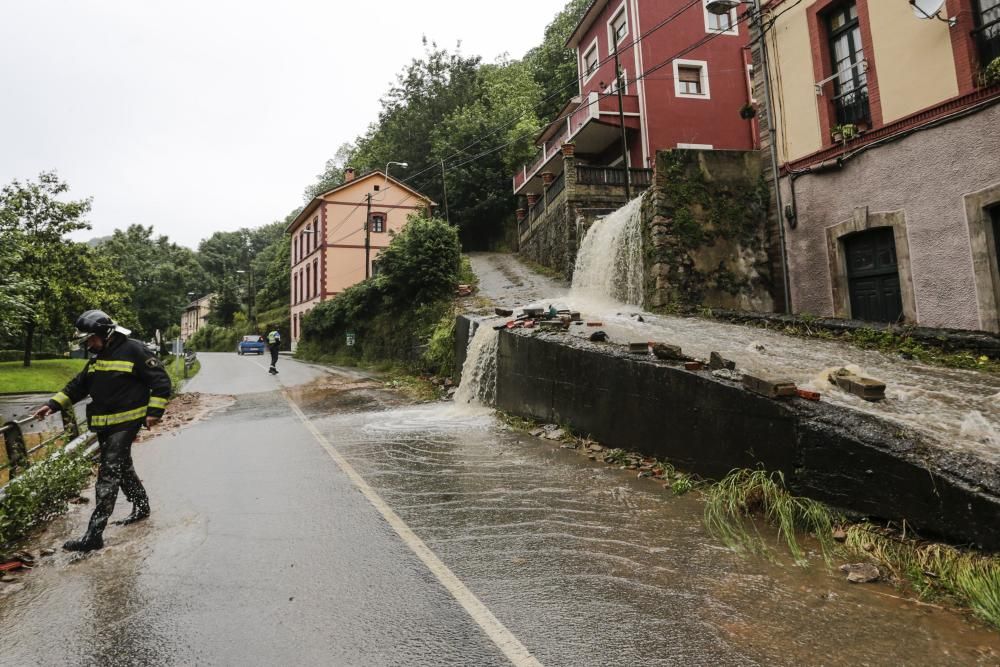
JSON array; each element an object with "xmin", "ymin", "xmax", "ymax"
[
  {"xmin": 644, "ymin": 149, "xmax": 776, "ymax": 313},
  {"xmin": 466, "ymin": 320, "xmax": 1000, "ymax": 550}
]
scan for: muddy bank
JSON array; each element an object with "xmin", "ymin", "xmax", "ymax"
[{"xmin": 458, "ymin": 316, "xmax": 1000, "ymax": 551}]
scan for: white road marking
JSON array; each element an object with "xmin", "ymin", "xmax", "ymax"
[{"xmin": 282, "ymin": 391, "xmax": 543, "ymax": 667}]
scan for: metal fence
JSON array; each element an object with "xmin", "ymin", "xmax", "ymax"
[{"xmin": 1, "ymin": 407, "xmax": 87, "ymax": 488}]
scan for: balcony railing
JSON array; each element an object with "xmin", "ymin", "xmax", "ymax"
[
  {"xmin": 832, "ymin": 86, "xmax": 871, "ymax": 126},
  {"xmin": 530, "ymin": 195, "xmax": 546, "ymax": 221},
  {"xmin": 546, "ymin": 172, "xmax": 565, "ymax": 202},
  {"xmin": 576, "ymin": 165, "xmax": 653, "ymax": 188},
  {"xmin": 974, "ymin": 17, "xmax": 1000, "ymax": 72}
]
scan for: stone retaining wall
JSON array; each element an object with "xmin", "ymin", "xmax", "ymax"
[{"xmin": 457, "ymin": 315, "xmax": 1000, "ymax": 551}]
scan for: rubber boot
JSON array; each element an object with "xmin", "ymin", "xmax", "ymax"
[
  {"xmin": 113, "ymin": 501, "xmax": 150, "ymax": 526},
  {"xmin": 63, "ymin": 532, "xmax": 104, "ymax": 552},
  {"xmin": 269, "ymin": 366, "xmax": 278, "ymax": 375}
]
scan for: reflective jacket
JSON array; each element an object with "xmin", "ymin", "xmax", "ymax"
[
  {"xmin": 47, "ymin": 334, "xmax": 172, "ymax": 432},
  {"xmin": 267, "ymin": 330, "xmax": 280, "ymax": 346}
]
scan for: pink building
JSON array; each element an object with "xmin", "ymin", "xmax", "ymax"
[
  {"xmin": 513, "ymin": 0, "xmax": 756, "ymax": 197},
  {"xmin": 286, "ymin": 168, "xmax": 435, "ymax": 346}
]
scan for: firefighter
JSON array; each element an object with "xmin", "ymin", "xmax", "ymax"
[
  {"xmin": 266, "ymin": 329, "xmax": 281, "ymax": 374},
  {"xmin": 34, "ymin": 310, "xmax": 171, "ymax": 552}
]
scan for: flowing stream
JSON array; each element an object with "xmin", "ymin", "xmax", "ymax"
[{"xmin": 461, "ymin": 195, "xmax": 1000, "ymax": 463}]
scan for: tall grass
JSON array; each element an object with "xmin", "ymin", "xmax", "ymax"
[
  {"xmin": 703, "ymin": 468, "xmax": 840, "ymax": 564},
  {"xmin": 845, "ymin": 524, "xmax": 1000, "ymax": 628}
]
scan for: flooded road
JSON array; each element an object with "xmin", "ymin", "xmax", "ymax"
[{"xmin": 2, "ymin": 353, "xmax": 997, "ymax": 665}]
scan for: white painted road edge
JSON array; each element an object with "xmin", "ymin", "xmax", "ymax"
[{"xmin": 282, "ymin": 390, "xmax": 543, "ymax": 667}]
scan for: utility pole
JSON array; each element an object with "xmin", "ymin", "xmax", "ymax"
[
  {"xmin": 440, "ymin": 160, "xmax": 451, "ymax": 225},
  {"xmin": 364, "ymin": 192, "xmax": 372, "ymax": 280},
  {"xmin": 612, "ymin": 29, "xmax": 631, "ymax": 200}
]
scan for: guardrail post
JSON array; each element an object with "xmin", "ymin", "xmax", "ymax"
[{"xmin": 2, "ymin": 423, "xmax": 29, "ymax": 478}]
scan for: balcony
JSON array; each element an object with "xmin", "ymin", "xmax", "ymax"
[
  {"xmin": 974, "ymin": 16, "xmax": 1000, "ymax": 73},
  {"xmin": 832, "ymin": 86, "xmax": 871, "ymax": 127},
  {"xmin": 512, "ymin": 91, "xmax": 641, "ymax": 195},
  {"xmin": 576, "ymin": 166, "xmax": 652, "ymax": 188}
]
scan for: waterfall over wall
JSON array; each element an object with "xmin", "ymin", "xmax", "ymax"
[{"xmin": 570, "ymin": 196, "xmax": 645, "ymax": 306}]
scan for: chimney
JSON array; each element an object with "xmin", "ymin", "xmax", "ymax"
[{"xmin": 344, "ymin": 167, "xmax": 356, "ymax": 182}]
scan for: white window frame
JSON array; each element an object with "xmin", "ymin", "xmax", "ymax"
[
  {"xmin": 581, "ymin": 37, "xmax": 600, "ymax": 85},
  {"xmin": 673, "ymin": 59, "xmax": 711, "ymax": 99},
  {"xmin": 603, "ymin": 71, "xmax": 628, "ymax": 95},
  {"xmin": 677, "ymin": 143, "xmax": 714, "ymax": 149},
  {"xmin": 703, "ymin": 0, "xmax": 739, "ymax": 35},
  {"xmin": 607, "ymin": 2, "xmax": 629, "ymax": 50}
]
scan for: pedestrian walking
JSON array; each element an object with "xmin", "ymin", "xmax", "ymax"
[
  {"xmin": 34, "ymin": 310, "xmax": 171, "ymax": 552},
  {"xmin": 267, "ymin": 329, "xmax": 281, "ymax": 374}
]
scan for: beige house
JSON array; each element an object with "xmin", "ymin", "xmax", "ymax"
[
  {"xmin": 757, "ymin": 0, "xmax": 1000, "ymax": 330},
  {"xmin": 180, "ymin": 293, "xmax": 215, "ymax": 341},
  {"xmin": 286, "ymin": 168, "xmax": 435, "ymax": 346}
]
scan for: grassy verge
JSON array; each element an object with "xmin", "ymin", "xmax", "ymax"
[
  {"xmin": 0, "ymin": 449, "xmax": 93, "ymax": 552},
  {"xmin": 164, "ymin": 355, "xmax": 200, "ymax": 395},
  {"xmin": 705, "ymin": 467, "xmax": 1000, "ymax": 629},
  {"xmin": 0, "ymin": 359, "xmax": 87, "ymax": 394}
]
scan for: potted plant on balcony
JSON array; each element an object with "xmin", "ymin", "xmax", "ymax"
[
  {"xmin": 984, "ymin": 57, "xmax": 1000, "ymax": 87},
  {"xmin": 739, "ymin": 102, "xmax": 757, "ymax": 119},
  {"xmin": 830, "ymin": 123, "xmax": 858, "ymax": 143}
]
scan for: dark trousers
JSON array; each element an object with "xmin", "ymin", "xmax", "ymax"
[
  {"xmin": 269, "ymin": 346, "xmax": 279, "ymax": 367},
  {"xmin": 86, "ymin": 426, "xmax": 148, "ymax": 537}
]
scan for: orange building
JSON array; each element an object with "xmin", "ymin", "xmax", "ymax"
[{"xmin": 286, "ymin": 168, "xmax": 435, "ymax": 346}]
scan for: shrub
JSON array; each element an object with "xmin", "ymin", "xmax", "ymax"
[{"xmin": 0, "ymin": 450, "xmax": 93, "ymax": 549}]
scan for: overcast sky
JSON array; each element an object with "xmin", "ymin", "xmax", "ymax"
[{"xmin": 0, "ymin": 0, "xmax": 568, "ymax": 249}]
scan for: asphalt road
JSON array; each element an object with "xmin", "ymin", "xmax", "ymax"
[{"xmin": 2, "ymin": 352, "xmax": 998, "ymax": 666}]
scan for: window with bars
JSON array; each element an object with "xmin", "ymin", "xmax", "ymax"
[
  {"xmin": 975, "ymin": 0, "xmax": 1000, "ymax": 71},
  {"xmin": 370, "ymin": 213, "xmax": 386, "ymax": 233},
  {"xmin": 827, "ymin": 2, "xmax": 870, "ymax": 126}
]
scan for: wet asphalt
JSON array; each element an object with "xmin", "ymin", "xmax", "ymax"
[{"xmin": 2, "ymin": 351, "xmax": 999, "ymax": 666}]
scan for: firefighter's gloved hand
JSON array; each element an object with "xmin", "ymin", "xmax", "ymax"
[
  {"xmin": 34, "ymin": 405, "xmax": 54, "ymax": 420},
  {"xmin": 145, "ymin": 416, "xmax": 161, "ymax": 429}
]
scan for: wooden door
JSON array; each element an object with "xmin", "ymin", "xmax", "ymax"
[{"xmin": 845, "ymin": 227, "xmax": 903, "ymax": 323}]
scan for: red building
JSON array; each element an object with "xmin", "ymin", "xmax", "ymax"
[{"xmin": 513, "ymin": 0, "xmax": 757, "ymax": 197}]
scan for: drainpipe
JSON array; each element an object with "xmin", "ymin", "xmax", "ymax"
[
  {"xmin": 753, "ymin": 0, "xmax": 792, "ymax": 314},
  {"xmin": 612, "ymin": 29, "xmax": 632, "ymax": 200}
]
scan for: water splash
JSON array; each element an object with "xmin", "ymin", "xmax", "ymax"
[
  {"xmin": 571, "ymin": 196, "xmax": 645, "ymax": 306},
  {"xmin": 453, "ymin": 321, "xmax": 500, "ymax": 407}
]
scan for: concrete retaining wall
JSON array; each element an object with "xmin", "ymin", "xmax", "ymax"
[{"xmin": 458, "ymin": 315, "xmax": 1000, "ymax": 550}]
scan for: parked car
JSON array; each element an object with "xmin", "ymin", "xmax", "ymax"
[{"xmin": 237, "ymin": 335, "xmax": 266, "ymax": 355}]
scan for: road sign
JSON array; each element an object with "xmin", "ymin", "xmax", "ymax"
[{"xmin": 346, "ymin": 332, "xmax": 356, "ymax": 347}]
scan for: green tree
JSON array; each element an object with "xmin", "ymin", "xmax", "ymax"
[
  {"xmin": 523, "ymin": 0, "xmax": 592, "ymax": 119},
  {"xmin": 376, "ymin": 214, "xmax": 462, "ymax": 305},
  {"xmin": 97, "ymin": 224, "xmax": 208, "ymax": 339},
  {"xmin": 0, "ymin": 172, "xmax": 131, "ymax": 365},
  {"xmin": 209, "ymin": 277, "xmax": 240, "ymax": 327},
  {"xmin": 0, "ymin": 231, "xmax": 33, "ymax": 337}
]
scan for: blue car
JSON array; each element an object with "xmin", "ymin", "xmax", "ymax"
[{"xmin": 237, "ymin": 335, "xmax": 266, "ymax": 355}]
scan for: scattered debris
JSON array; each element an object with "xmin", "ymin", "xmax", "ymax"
[
  {"xmin": 742, "ymin": 374, "xmax": 797, "ymax": 399},
  {"xmin": 708, "ymin": 351, "xmax": 736, "ymax": 371},
  {"xmin": 629, "ymin": 342, "xmax": 650, "ymax": 354},
  {"xmin": 523, "ymin": 307, "xmax": 545, "ymax": 318},
  {"xmin": 589, "ymin": 331, "xmax": 609, "ymax": 342},
  {"xmin": 797, "ymin": 388, "xmax": 822, "ymax": 401},
  {"xmin": 684, "ymin": 361, "xmax": 704, "ymax": 371},
  {"xmin": 652, "ymin": 343, "xmax": 686, "ymax": 361},
  {"xmin": 456, "ymin": 284, "xmax": 473, "ymax": 297},
  {"xmin": 0, "ymin": 561, "xmax": 26, "ymax": 573},
  {"xmin": 840, "ymin": 562, "xmax": 881, "ymax": 583},
  {"xmin": 711, "ymin": 368, "xmax": 743, "ymax": 382},
  {"xmin": 832, "ymin": 528, "xmax": 848, "ymax": 542},
  {"xmin": 829, "ymin": 368, "xmax": 886, "ymax": 401},
  {"xmin": 586, "ymin": 322, "xmax": 604, "ymax": 327},
  {"xmin": 544, "ymin": 429, "xmax": 565, "ymax": 440},
  {"xmin": 529, "ymin": 428, "xmax": 545, "ymax": 437},
  {"xmin": 494, "ymin": 307, "xmax": 514, "ymax": 317}
]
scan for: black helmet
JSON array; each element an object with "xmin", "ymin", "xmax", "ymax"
[{"xmin": 74, "ymin": 309, "xmax": 116, "ymax": 342}]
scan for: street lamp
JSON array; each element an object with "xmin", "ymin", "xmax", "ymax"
[
  {"xmin": 706, "ymin": 0, "xmax": 791, "ymax": 314},
  {"xmin": 235, "ymin": 269, "xmax": 255, "ymax": 328}
]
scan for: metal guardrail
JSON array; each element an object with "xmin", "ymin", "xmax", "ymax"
[{"xmin": 1, "ymin": 405, "xmax": 86, "ymax": 483}]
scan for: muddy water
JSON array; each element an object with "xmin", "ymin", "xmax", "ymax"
[{"xmin": 291, "ymin": 383, "xmax": 1000, "ymax": 666}]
